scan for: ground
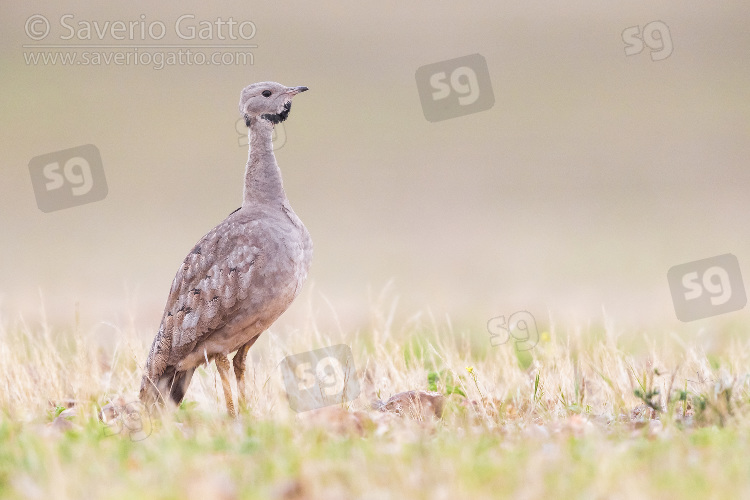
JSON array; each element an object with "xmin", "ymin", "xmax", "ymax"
[{"xmin": 1, "ymin": 305, "xmax": 748, "ymax": 500}]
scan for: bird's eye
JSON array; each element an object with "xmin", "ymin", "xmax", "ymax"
[{"xmin": 262, "ymin": 90, "xmax": 272, "ymax": 97}]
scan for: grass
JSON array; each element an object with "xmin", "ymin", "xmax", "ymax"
[{"xmin": 1, "ymin": 296, "xmax": 750, "ymax": 499}]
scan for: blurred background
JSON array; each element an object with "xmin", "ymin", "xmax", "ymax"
[{"xmin": 1, "ymin": 1, "xmax": 749, "ymax": 341}]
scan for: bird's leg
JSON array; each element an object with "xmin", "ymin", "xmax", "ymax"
[
  {"xmin": 232, "ymin": 344, "xmax": 251, "ymax": 413},
  {"xmin": 233, "ymin": 335, "xmax": 261, "ymax": 413},
  {"xmin": 215, "ymin": 354, "xmax": 236, "ymax": 418}
]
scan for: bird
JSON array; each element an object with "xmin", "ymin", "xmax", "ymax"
[{"xmin": 139, "ymin": 82, "xmax": 313, "ymax": 417}]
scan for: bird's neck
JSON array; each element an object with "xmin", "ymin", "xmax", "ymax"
[{"xmin": 243, "ymin": 117, "xmax": 286, "ymax": 206}]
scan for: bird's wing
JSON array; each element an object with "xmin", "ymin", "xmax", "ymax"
[{"xmin": 145, "ymin": 217, "xmax": 261, "ymax": 378}]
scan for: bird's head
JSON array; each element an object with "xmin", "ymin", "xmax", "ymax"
[{"xmin": 239, "ymin": 81, "xmax": 309, "ymax": 127}]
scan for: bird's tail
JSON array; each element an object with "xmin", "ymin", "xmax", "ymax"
[{"xmin": 139, "ymin": 366, "xmax": 196, "ymax": 409}]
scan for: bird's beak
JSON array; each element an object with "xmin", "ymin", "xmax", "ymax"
[{"xmin": 287, "ymin": 86, "xmax": 309, "ymax": 95}]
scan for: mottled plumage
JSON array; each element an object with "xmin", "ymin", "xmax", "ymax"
[{"xmin": 140, "ymin": 82, "xmax": 312, "ymax": 416}]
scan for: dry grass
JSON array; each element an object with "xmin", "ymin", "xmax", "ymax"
[{"xmin": 1, "ymin": 292, "xmax": 750, "ymax": 499}]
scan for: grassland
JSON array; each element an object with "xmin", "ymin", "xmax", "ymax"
[{"xmin": 1, "ymin": 299, "xmax": 749, "ymax": 500}]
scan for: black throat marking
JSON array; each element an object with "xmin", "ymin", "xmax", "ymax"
[{"xmin": 261, "ymin": 101, "xmax": 292, "ymax": 124}]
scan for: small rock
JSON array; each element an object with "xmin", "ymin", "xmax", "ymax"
[
  {"xmin": 630, "ymin": 403, "xmax": 656, "ymax": 422},
  {"xmin": 377, "ymin": 390, "xmax": 445, "ymax": 420},
  {"xmin": 48, "ymin": 416, "xmax": 75, "ymax": 433}
]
